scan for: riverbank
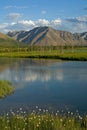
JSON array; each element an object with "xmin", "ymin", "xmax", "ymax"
[
  {"xmin": 0, "ymin": 80, "xmax": 14, "ymax": 98},
  {"xmin": 0, "ymin": 52, "xmax": 87, "ymax": 61}
]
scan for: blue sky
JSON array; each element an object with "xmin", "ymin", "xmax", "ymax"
[{"xmin": 0, "ymin": 0, "xmax": 87, "ymax": 33}]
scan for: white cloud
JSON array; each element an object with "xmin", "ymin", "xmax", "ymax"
[
  {"xmin": 0, "ymin": 18, "xmax": 62, "ymax": 33},
  {"xmin": 18, "ymin": 20, "xmax": 35, "ymax": 26},
  {"xmin": 35, "ymin": 19, "xmax": 50, "ymax": 26},
  {"xmin": 10, "ymin": 22, "xmax": 16, "ymax": 25},
  {"xmin": 77, "ymin": 16, "xmax": 87, "ymax": 23},
  {"xmin": 1, "ymin": 15, "xmax": 87, "ymax": 33},
  {"xmin": 6, "ymin": 13, "xmax": 22, "ymax": 21},
  {"xmin": 51, "ymin": 19, "xmax": 62, "ymax": 25}
]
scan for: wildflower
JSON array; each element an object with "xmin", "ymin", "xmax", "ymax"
[
  {"xmin": 36, "ymin": 124, "xmax": 39, "ymax": 127},
  {"xmin": 34, "ymin": 116, "xmax": 36, "ymax": 119},
  {"xmin": 38, "ymin": 115, "xmax": 40, "ymax": 118},
  {"xmin": 7, "ymin": 119, "xmax": 10, "ymax": 123},
  {"xmin": 52, "ymin": 123, "xmax": 54, "ymax": 126},
  {"xmin": 19, "ymin": 108, "xmax": 22, "ymax": 111},
  {"xmin": 56, "ymin": 113, "xmax": 58, "ymax": 116},
  {"xmin": 36, "ymin": 106, "xmax": 38, "ymax": 109},
  {"xmin": 60, "ymin": 119, "xmax": 63, "ymax": 122},
  {"xmin": 39, "ymin": 122, "xmax": 41, "ymax": 125},
  {"xmin": 64, "ymin": 124, "xmax": 66, "ymax": 127},
  {"xmin": 39, "ymin": 118, "xmax": 41, "ymax": 121},
  {"xmin": 57, "ymin": 110, "xmax": 59, "ymax": 113},
  {"xmin": 46, "ymin": 109, "xmax": 48, "ymax": 112},
  {"xmin": 69, "ymin": 119, "xmax": 71, "ymax": 122},
  {"xmin": 39, "ymin": 109, "xmax": 41, "ymax": 111},
  {"xmin": 71, "ymin": 112, "xmax": 73, "ymax": 115},
  {"xmin": 68, "ymin": 111, "xmax": 70, "ymax": 114},
  {"xmin": 32, "ymin": 110, "xmax": 35, "ymax": 113},
  {"xmin": 79, "ymin": 115, "xmax": 82, "ymax": 120},
  {"xmin": 5, "ymin": 126, "xmax": 8, "ymax": 129},
  {"xmin": 11, "ymin": 111, "xmax": 15, "ymax": 115},
  {"xmin": 6, "ymin": 113, "xmax": 9, "ymax": 116}
]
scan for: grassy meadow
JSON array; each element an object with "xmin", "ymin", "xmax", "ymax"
[
  {"xmin": 0, "ymin": 80, "xmax": 14, "ymax": 98},
  {"xmin": 0, "ymin": 46, "xmax": 87, "ymax": 61}
]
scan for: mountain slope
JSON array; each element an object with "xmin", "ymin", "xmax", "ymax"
[
  {"xmin": 7, "ymin": 26, "xmax": 87, "ymax": 46},
  {"xmin": 0, "ymin": 32, "xmax": 20, "ymax": 47},
  {"xmin": 74, "ymin": 32, "xmax": 87, "ymax": 45}
]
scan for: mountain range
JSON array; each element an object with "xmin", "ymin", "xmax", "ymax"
[{"xmin": 1, "ymin": 26, "xmax": 87, "ymax": 46}]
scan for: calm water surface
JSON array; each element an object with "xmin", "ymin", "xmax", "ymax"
[{"xmin": 0, "ymin": 58, "xmax": 87, "ymax": 114}]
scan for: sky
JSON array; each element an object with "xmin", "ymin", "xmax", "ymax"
[{"xmin": 0, "ymin": 0, "xmax": 87, "ymax": 33}]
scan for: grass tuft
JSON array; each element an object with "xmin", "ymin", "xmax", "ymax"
[{"xmin": 0, "ymin": 80, "xmax": 14, "ymax": 98}]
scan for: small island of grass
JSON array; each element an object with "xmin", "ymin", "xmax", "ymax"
[{"xmin": 0, "ymin": 80, "xmax": 14, "ymax": 98}]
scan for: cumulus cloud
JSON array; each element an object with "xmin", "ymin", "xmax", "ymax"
[
  {"xmin": 1, "ymin": 15, "xmax": 87, "ymax": 33},
  {"xmin": 17, "ymin": 20, "xmax": 35, "ymax": 30},
  {"xmin": 18, "ymin": 20, "xmax": 35, "ymax": 26},
  {"xmin": 19, "ymin": 19, "xmax": 62, "ymax": 29},
  {"xmin": 0, "ymin": 18, "xmax": 62, "ymax": 33},
  {"xmin": 35, "ymin": 19, "xmax": 50, "ymax": 26},
  {"xmin": 16, "ymin": 19, "xmax": 61, "ymax": 30},
  {"xmin": 51, "ymin": 19, "xmax": 62, "ymax": 25}
]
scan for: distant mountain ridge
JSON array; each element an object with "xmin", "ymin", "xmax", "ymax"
[{"xmin": 6, "ymin": 26, "xmax": 87, "ymax": 46}]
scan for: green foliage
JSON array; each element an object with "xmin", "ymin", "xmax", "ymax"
[{"xmin": 0, "ymin": 80, "xmax": 14, "ymax": 98}]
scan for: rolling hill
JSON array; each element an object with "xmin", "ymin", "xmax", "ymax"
[{"xmin": 0, "ymin": 32, "xmax": 20, "ymax": 47}]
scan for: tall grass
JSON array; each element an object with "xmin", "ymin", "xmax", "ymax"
[{"xmin": 0, "ymin": 108, "xmax": 87, "ymax": 130}]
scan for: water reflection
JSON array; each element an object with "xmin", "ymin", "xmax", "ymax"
[
  {"xmin": 0, "ymin": 59, "xmax": 87, "ymax": 113},
  {"xmin": 0, "ymin": 59, "xmax": 64, "ymax": 89}
]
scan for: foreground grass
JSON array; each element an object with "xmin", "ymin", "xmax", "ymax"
[
  {"xmin": 0, "ymin": 80, "xmax": 14, "ymax": 98},
  {"xmin": 0, "ymin": 110, "xmax": 87, "ymax": 130}
]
